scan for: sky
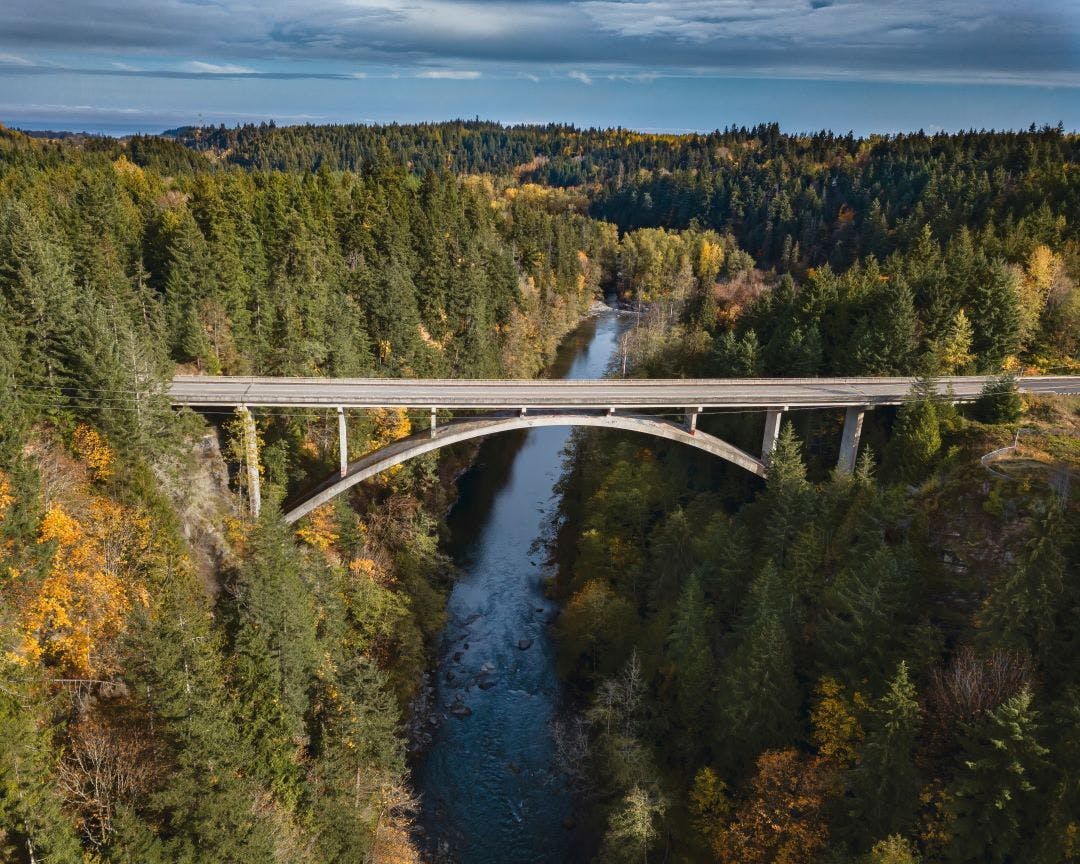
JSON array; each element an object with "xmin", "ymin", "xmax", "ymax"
[{"xmin": 0, "ymin": 0, "xmax": 1078, "ymax": 136}]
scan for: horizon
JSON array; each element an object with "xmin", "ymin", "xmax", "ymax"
[{"xmin": 8, "ymin": 111, "xmax": 1080, "ymax": 142}]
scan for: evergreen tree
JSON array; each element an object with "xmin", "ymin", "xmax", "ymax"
[
  {"xmin": 972, "ymin": 374, "xmax": 1023, "ymax": 423},
  {"xmin": 818, "ymin": 547, "xmax": 914, "ymax": 685},
  {"xmin": 226, "ymin": 512, "xmax": 321, "ymax": 804},
  {"xmin": 848, "ymin": 662, "xmax": 922, "ymax": 849},
  {"xmin": 0, "ymin": 663, "xmax": 82, "ymax": 864},
  {"xmin": 125, "ymin": 579, "xmax": 276, "ymax": 861},
  {"xmin": 160, "ymin": 210, "xmax": 213, "ymax": 366},
  {"xmin": 716, "ymin": 565, "xmax": 801, "ymax": 769},
  {"xmin": 887, "ymin": 387, "xmax": 942, "ymax": 482},
  {"xmin": 850, "ymin": 272, "xmax": 918, "ymax": 374},
  {"xmin": 668, "ymin": 575, "xmax": 713, "ymax": 739},
  {"xmin": 979, "ymin": 503, "xmax": 1066, "ymax": 670},
  {"xmin": 945, "ymin": 687, "xmax": 1048, "ymax": 864},
  {"xmin": 970, "ymin": 259, "xmax": 1021, "ymax": 370},
  {"xmin": 761, "ymin": 422, "xmax": 811, "ymax": 568}
]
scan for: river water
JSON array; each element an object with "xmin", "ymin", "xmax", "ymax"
[{"xmin": 414, "ymin": 312, "xmax": 627, "ymax": 863}]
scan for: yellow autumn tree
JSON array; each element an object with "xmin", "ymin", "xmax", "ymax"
[
  {"xmin": 0, "ymin": 471, "xmax": 12, "ymax": 517},
  {"xmin": 936, "ymin": 310, "xmax": 975, "ymax": 374},
  {"xmin": 296, "ymin": 503, "xmax": 339, "ymax": 553},
  {"xmin": 689, "ymin": 766, "xmax": 732, "ymax": 850},
  {"xmin": 72, "ymin": 424, "xmax": 113, "ymax": 482},
  {"xmin": 349, "ymin": 556, "xmax": 394, "ymax": 588},
  {"xmin": 20, "ymin": 499, "xmax": 151, "ymax": 677},
  {"xmin": 1016, "ymin": 245, "xmax": 1063, "ymax": 345},
  {"xmin": 810, "ymin": 677, "xmax": 865, "ymax": 765}
]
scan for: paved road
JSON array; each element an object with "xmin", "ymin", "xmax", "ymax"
[{"xmin": 170, "ymin": 374, "xmax": 1080, "ymax": 410}]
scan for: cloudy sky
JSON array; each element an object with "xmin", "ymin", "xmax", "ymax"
[{"xmin": 1, "ymin": 0, "xmax": 1078, "ymax": 134}]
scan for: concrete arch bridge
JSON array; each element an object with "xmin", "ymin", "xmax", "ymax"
[{"xmin": 168, "ymin": 374, "xmax": 1080, "ymax": 524}]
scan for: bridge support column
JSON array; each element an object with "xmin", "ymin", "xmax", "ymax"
[
  {"xmin": 238, "ymin": 406, "xmax": 261, "ymax": 518},
  {"xmin": 684, "ymin": 407, "xmax": 701, "ymax": 435},
  {"xmin": 837, "ymin": 406, "xmax": 866, "ymax": 475},
  {"xmin": 337, "ymin": 407, "xmax": 348, "ymax": 478},
  {"xmin": 430, "ymin": 407, "xmax": 437, "ymax": 439},
  {"xmin": 761, "ymin": 408, "xmax": 784, "ymax": 462}
]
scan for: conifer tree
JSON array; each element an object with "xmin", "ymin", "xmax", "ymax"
[
  {"xmin": 945, "ymin": 687, "xmax": 1048, "ymax": 864},
  {"xmin": 848, "ymin": 662, "xmax": 922, "ymax": 848},
  {"xmin": 716, "ymin": 564, "xmax": 801, "ymax": 768},
  {"xmin": 0, "ymin": 664, "xmax": 82, "ymax": 864},
  {"xmin": 979, "ymin": 503, "xmax": 1066, "ymax": 670},
  {"xmin": 226, "ymin": 512, "xmax": 321, "ymax": 804},
  {"xmin": 887, "ymin": 387, "xmax": 942, "ymax": 482},
  {"xmin": 668, "ymin": 575, "xmax": 713, "ymax": 738},
  {"xmin": 761, "ymin": 422, "xmax": 811, "ymax": 568},
  {"xmin": 161, "ymin": 210, "xmax": 213, "ymax": 365},
  {"xmin": 970, "ymin": 259, "xmax": 1021, "ymax": 370},
  {"xmin": 972, "ymin": 374, "xmax": 1023, "ymax": 423}
]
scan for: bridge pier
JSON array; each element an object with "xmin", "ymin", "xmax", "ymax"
[
  {"xmin": 238, "ymin": 406, "xmax": 261, "ymax": 518},
  {"xmin": 684, "ymin": 407, "xmax": 701, "ymax": 435},
  {"xmin": 430, "ymin": 407, "xmax": 437, "ymax": 439},
  {"xmin": 761, "ymin": 408, "xmax": 784, "ymax": 462},
  {"xmin": 837, "ymin": 406, "xmax": 866, "ymax": 474},
  {"xmin": 337, "ymin": 407, "xmax": 348, "ymax": 478}
]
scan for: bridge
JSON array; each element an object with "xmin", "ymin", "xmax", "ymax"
[{"xmin": 169, "ymin": 374, "xmax": 1080, "ymax": 523}]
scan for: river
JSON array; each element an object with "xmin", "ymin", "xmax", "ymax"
[{"xmin": 414, "ymin": 311, "xmax": 627, "ymax": 863}]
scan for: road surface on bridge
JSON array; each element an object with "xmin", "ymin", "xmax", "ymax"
[{"xmin": 170, "ymin": 374, "xmax": 1080, "ymax": 410}]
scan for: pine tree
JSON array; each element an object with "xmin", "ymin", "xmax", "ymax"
[
  {"xmin": 979, "ymin": 504, "xmax": 1066, "ymax": 670},
  {"xmin": 851, "ymin": 272, "xmax": 918, "ymax": 374},
  {"xmin": 716, "ymin": 564, "xmax": 801, "ymax": 769},
  {"xmin": 887, "ymin": 387, "xmax": 941, "ymax": 482},
  {"xmin": 972, "ymin": 374, "xmax": 1023, "ymax": 423},
  {"xmin": 761, "ymin": 422, "xmax": 811, "ymax": 568},
  {"xmin": 970, "ymin": 259, "xmax": 1021, "ymax": 371},
  {"xmin": 668, "ymin": 575, "xmax": 713, "ymax": 738},
  {"xmin": 225, "ymin": 512, "xmax": 321, "ymax": 805},
  {"xmin": 818, "ymin": 546, "xmax": 914, "ymax": 685},
  {"xmin": 945, "ymin": 687, "xmax": 1048, "ymax": 864},
  {"xmin": 0, "ymin": 663, "xmax": 82, "ymax": 864},
  {"xmin": 848, "ymin": 662, "xmax": 922, "ymax": 848},
  {"xmin": 161, "ymin": 210, "xmax": 213, "ymax": 365},
  {"xmin": 125, "ymin": 578, "xmax": 276, "ymax": 860}
]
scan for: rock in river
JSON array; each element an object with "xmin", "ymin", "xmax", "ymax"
[{"xmin": 517, "ymin": 638, "xmax": 533, "ymax": 650}]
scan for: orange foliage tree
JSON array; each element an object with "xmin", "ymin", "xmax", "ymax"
[{"xmin": 715, "ymin": 748, "xmax": 833, "ymax": 864}]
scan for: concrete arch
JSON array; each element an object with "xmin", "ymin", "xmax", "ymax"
[{"xmin": 282, "ymin": 412, "xmax": 765, "ymax": 524}]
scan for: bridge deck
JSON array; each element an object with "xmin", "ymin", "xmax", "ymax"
[{"xmin": 170, "ymin": 374, "xmax": 1080, "ymax": 410}]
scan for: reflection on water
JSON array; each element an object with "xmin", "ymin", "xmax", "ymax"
[{"xmin": 414, "ymin": 313, "xmax": 627, "ymax": 863}]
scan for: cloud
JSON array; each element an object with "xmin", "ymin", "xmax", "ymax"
[
  {"xmin": 415, "ymin": 69, "xmax": 481, "ymax": 79},
  {"xmin": 0, "ymin": 0, "xmax": 1076, "ymax": 88},
  {"xmin": 568, "ymin": 70, "xmax": 592, "ymax": 84},
  {"xmin": 183, "ymin": 60, "xmax": 257, "ymax": 74},
  {"xmin": 0, "ymin": 52, "xmax": 33, "ymax": 66}
]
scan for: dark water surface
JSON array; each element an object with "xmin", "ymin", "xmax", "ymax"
[{"xmin": 414, "ymin": 313, "xmax": 626, "ymax": 863}]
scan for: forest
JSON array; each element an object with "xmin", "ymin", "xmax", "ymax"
[{"xmin": 0, "ymin": 119, "xmax": 1077, "ymax": 863}]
